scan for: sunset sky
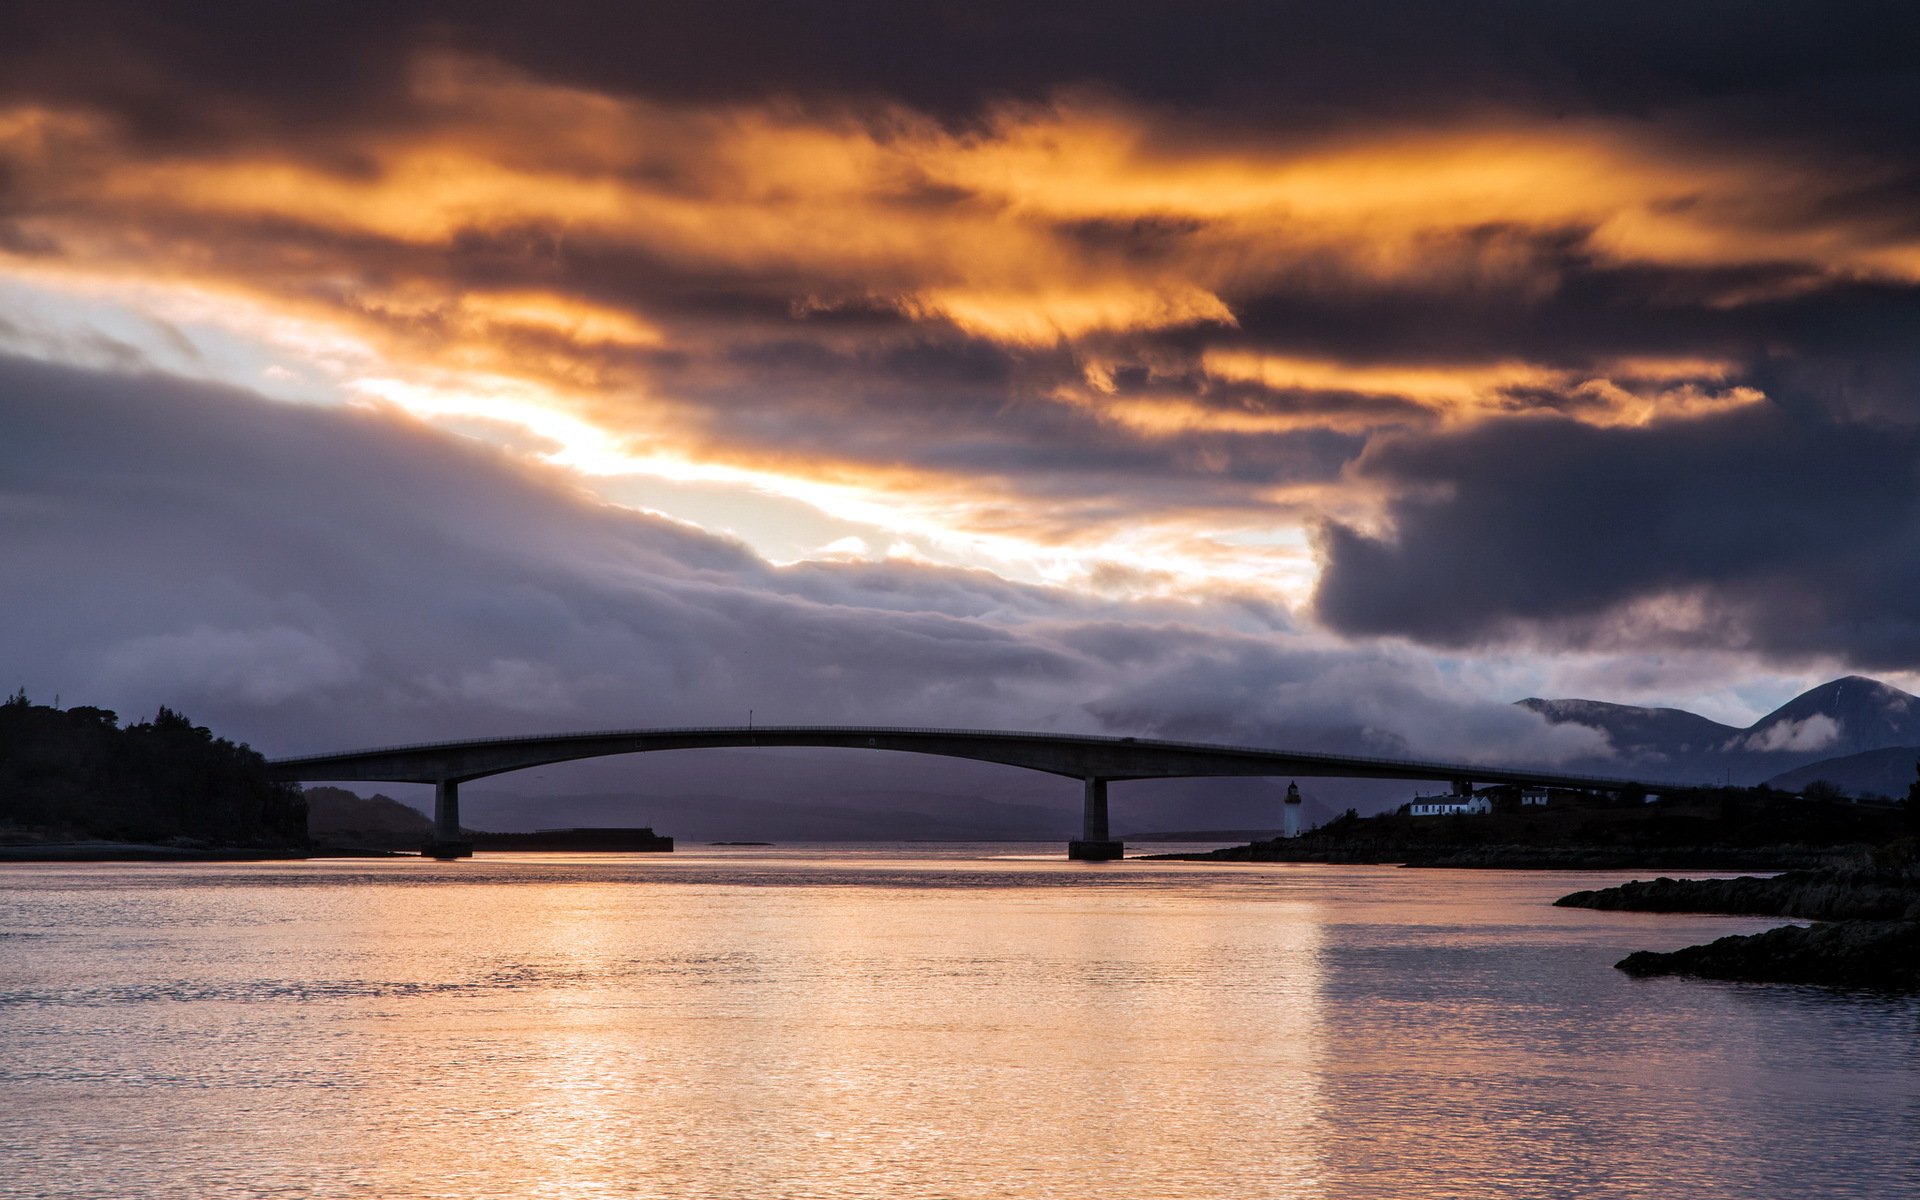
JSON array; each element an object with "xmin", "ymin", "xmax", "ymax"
[{"xmin": 7, "ymin": 2, "xmax": 1920, "ymax": 783}]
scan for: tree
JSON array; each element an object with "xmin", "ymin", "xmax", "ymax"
[{"xmin": 0, "ymin": 699, "xmax": 305, "ymax": 845}]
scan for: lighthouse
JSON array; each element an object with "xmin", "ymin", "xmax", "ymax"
[{"xmin": 1283, "ymin": 780, "xmax": 1303, "ymax": 839}]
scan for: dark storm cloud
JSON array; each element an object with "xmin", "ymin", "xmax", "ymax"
[
  {"xmin": 1222, "ymin": 252, "xmax": 1757, "ymax": 370},
  {"xmin": 10, "ymin": 1, "xmax": 1920, "ymax": 141},
  {"xmin": 661, "ymin": 332, "xmax": 1362, "ymax": 506},
  {"xmin": 1313, "ymin": 402, "xmax": 1920, "ymax": 666}
]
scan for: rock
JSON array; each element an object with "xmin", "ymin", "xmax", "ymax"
[
  {"xmin": 1556, "ymin": 867, "xmax": 1920, "ymax": 921},
  {"xmin": 1616, "ymin": 920, "xmax": 1920, "ymax": 989}
]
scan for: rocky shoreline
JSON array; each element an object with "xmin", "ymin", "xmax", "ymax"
[
  {"xmin": 1556, "ymin": 863, "xmax": 1920, "ymax": 989},
  {"xmin": 1556, "ymin": 867, "xmax": 1920, "ymax": 921},
  {"xmin": 1615, "ymin": 920, "xmax": 1920, "ymax": 989}
]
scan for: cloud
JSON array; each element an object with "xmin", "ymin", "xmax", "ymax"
[
  {"xmin": 95, "ymin": 624, "xmax": 360, "ymax": 706},
  {"xmin": 1737, "ymin": 714, "xmax": 1841, "ymax": 754},
  {"xmin": 9, "ymin": 2, "xmax": 1919, "ymax": 145},
  {"xmin": 422, "ymin": 659, "xmax": 586, "ymax": 714},
  {"xmin": 1312, "ymin": 402, "xmax": 1920, "ymax": 667},
  {"xmin": 7, "ymin": 5, "xmax": 1920, "ymax": 740},
  {"xmin": 1082, "ymin": 638, "xmax": 1615, "ymax": 765}
]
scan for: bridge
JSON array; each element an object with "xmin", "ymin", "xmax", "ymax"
[{"xmin": 268, "ymin": 725, "xmax": 1660, "ymax": 860}]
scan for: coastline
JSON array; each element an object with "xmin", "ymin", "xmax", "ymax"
[
  {"xmin": 0, "ymin": 842, "xmax": 400, "ymax": 862},
  {"xmin": 1145, "ymin": 842, "xmax": 1844, "ymax": 871},
  {"xmin": 1556, "ymin": 864, "xmax": 1920, "ymax": 989}
]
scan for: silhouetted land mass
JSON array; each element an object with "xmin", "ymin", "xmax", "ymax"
[
  {"xmin": 1555, "ymin": 789, "xmax": 1920, "ymax": 989},
  {"xmin": 1154, "ymin": 784, "xmax": 1909, "ymax": 869},
  {"xmin": 0, "ymin": 694, "xmax": 305, "ymax": 852},
  {"xmin": 1613, "ymin": 919, "xmax": 1920, "ymax": 989},
  {"xmin": 469, "ymin": 827, "xmax": 672, "ymax": 851},
  {"xmin": 1522, "ymin": 675, "xmax": 1920, "ymax": 787},
  {"xmin": 1764, "ymin": 744, "xmax": 1920, "ymax": 799},
  {"xmin": 308, "ymin": 788, "xmax": 675, "ymax": 852},
  {"xmin": 1560, "ymin": 860, "xmax": 1920, "ymax": 990},
  {"xmin": 304, "ymin": 785, "xmax": 432, "ymax": 849},
  {"xmin": 1557, "ymin": 865, "xmax": 1920, "ymax": 922}
]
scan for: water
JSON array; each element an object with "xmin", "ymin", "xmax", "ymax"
[{"xmin": 1, "ymin": 845, "xmax": 1915, "ymax": 1199}]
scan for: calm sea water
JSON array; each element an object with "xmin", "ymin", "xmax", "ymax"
[{"xmin": 1, "ymin": 845, "xmax": 1915, "ymax": 1199}]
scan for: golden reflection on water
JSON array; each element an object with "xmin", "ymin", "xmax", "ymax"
[
  {"xmin": 0, "ymin": 851, "xmax": 1915, "ymax": 1199},
  {"xmin": 333, "ymin": 867, "xmax": 1331, "ymax": 1198}
]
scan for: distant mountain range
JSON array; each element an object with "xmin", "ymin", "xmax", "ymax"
[
  {"xmin": 1519, "ymin": 675, "xmax": 1920, "ymax": 795},
  {"xmin": 451, "ymin": 777, "xmax": 1352, "ymax": 842},
  {"xmin": 1764, "ymin": 746, "xmax": 1920, "ymax": 799}
]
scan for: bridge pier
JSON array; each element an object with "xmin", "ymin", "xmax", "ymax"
[
  {"xmin": 1068, "ymin": 776, "xmax": 1123, "ymax": 861},
  {"xmin": 423, "ymin": 778, "xmax": 473, "ymax": 859}
]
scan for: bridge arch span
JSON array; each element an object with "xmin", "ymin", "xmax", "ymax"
[{"xmin": 268, "ymin": 725, "xmax": 1656, "ymax": 861}]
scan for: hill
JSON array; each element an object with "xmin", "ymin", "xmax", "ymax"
[
  {"xmin": 1764, "ymin": 746, "xmax": 1920, "ymax": 799},
  {"xmin": 303, "ymin": 786, "xmax": 432, "ymax": 847}
]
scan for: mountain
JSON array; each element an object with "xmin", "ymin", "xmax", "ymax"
[
  {"xmin": 1520, "ymin": 675, "xmax": 1920, "ymax": 787},
  {"xmin": 1738, "ymin": 676, "xmax": 1920, "ymax": 757},
  {"xmin": 1516, "ymin": 698, "xmax": 1736, "ymax": 764},
  {"xmin": 1764, "ymin": 746, "xmax": 1920, "ymax": 800}
]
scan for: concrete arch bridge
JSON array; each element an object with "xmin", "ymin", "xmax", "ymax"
[{"xmin": 268, "ymin": 725, "xmax": 1657, "ymax": 860}]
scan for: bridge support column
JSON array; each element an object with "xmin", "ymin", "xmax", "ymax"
[
  {"xmin": 1068, "ymin": 776, "xmax": 1123, "ymax": 861},
  {"xmin": 423, "ymin": 778, "xmax": 473, "ymax": 860}
]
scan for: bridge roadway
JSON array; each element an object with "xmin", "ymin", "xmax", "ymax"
[{"xmin": 268, "ymin": 725, "xmax": 1661, "ymax": 860}]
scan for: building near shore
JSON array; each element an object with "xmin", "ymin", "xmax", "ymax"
[{"xmin": 1408, "ymin": 794, "xmax": 1493, "ymax": 817}]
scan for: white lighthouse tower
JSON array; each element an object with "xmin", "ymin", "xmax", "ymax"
[{"xmin": 1283, "ymin": 780, "xmax": 1304, "ymax": 839}]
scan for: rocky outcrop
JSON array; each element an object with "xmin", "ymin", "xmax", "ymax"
[
  {"xmin": 1558, "ymin": 862, "xmax": 1920, "ymax": 989},
  {"xmin": 1555, "ymin": 868, "xmax": 1920, "ymax": 921},
  {"xmin": 1616, "ymin": 920, "xmax": 1920, "ymax": 989}
]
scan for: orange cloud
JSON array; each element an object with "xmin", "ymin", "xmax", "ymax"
[
  {"xmin": 17, "ymin": 54, "xmax": 1908, "ymax": 349},
  {"xmin": 10, "ymin": 53, "xmax": 1915, "ymax": 364},
  {"xmin": 1198, "ymin": 352, "xmax": 1757, "ymax": 429}
]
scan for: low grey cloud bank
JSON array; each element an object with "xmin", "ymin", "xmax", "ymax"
[{"xmin": 1, "ymin": 355, "xmax": 1599, "ymax": 787}]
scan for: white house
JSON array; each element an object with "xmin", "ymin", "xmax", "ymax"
[
  {"xmin": 1408, "ymin": 794, "xmax": 1492, "ymax": 817},
  {"xmin": 1520, "ymin": 788, "xmax": 1550, "ymax": 807}
]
